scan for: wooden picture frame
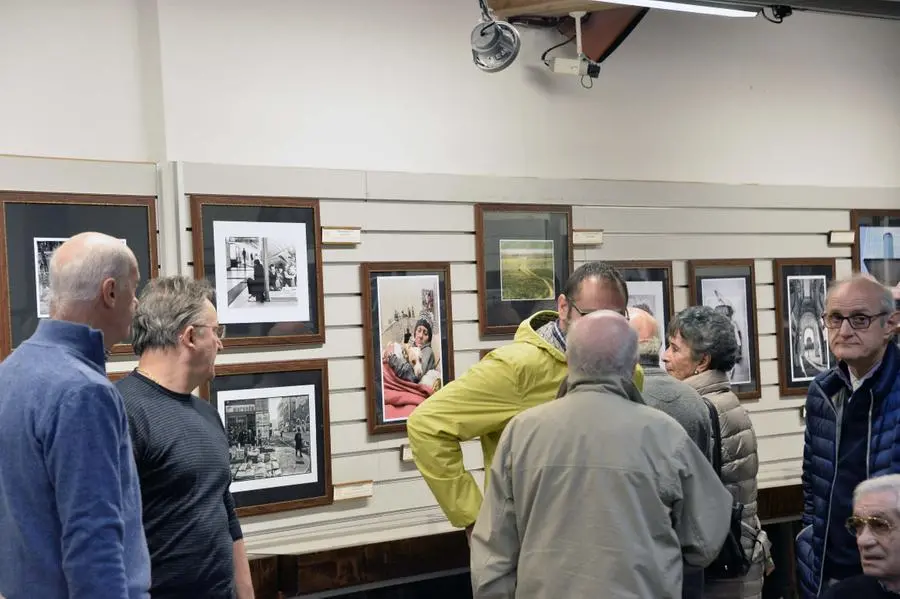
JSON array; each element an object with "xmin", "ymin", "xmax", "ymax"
[
  {"xmin": 0, "ymin": 191, "xmax": 159, "ymax": 359},
  {"xmin": 200, "ymin": 359, "xmax": 332, "ymax": 516},
  {"xmin": 475, "ymin": 203, "xmax": 573, "ymax": 337},
  {"xmin": 609, "ymin": 260, "xmax": 676, "ymax": 357},
  {"xmin": 189, "ymin": 195, "xmax": 325, "ymax": 348},
  {"xmin": 361, "ymin": 262, "xmax": 454, "ymax": 434},
  {"xmin": 687, "ymin": 259, "xmax": 761, "ymax": 400},
  {"xmin": 773, "ymin": 258, "xmax": 836, "ymax": 397},
  {"xmin": 850, "ymin": 209, "xmax": 900, "ymax": 287}
]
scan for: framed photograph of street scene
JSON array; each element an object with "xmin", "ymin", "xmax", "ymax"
[
  {"xmin": 609, "ymin": 261, "xmax": 675, "ymax": 365},
  {"xmin": 851, "ymin": 210, "xmax": 900, "ymax": 288},
  {"xmin": 201, "ymin": 359, "xmax": 332, "ymax": 517},
  {"xmin": 361, "ymin": 262, "xmax": 454, "ymax": 435},
  {"xmin": 475, "ymin": 204, "xmax": 573, "ymax": 337},
  {"xmin": 0, "ymin": 191, "xmax": 158, "ymax": 358},
  {"xmin": 190, "ymin": 195, "xmax": 324, "ymax": 348},
  {"xmin": 688, "ymin": 259, "xmax": 761, "ymax": 400},
  {"xmin": 773, "ymin": 259, "xmax": 836, "ymax": 397}
]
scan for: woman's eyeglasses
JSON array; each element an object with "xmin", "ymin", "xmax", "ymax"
[{"xmin": 846, "ymin": 515, "xmax": 895, "ymax": 537}]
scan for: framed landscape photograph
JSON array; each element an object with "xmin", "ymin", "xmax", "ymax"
[
  {"xmin": 610, "ymin": 261, "xmax": 675, "ymax": 363},
  {"xmin": 201, "ymin": 359, "xmax": 332, "ymax": 516},
  {"xmin": 361, "ymin": 262, "xmax": 454, "ymax": 434},
  {"xmin": 851, "ymin": 210, "xmax": 900, "ymax": 288},
  {"xmin": 773, "ymin": 258, "xmax": 836, "ymax": 397},
  {"xmin": 475, "ymin": 204, "xmax": 573, "ymax": 337},
  {"xmin": 688, "ymin": 259, "xmax": 761, "ymax": 400},
  {"xmin": 190, "ymin": 195, "xmax": 325, "ymax": 348},
  {"xmin": 0, "ymin": 191, "xmax": 158, "ymax": 358}
]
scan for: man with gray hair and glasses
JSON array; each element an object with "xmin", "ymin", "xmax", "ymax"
[
  {"xmin": 470, "ymin": 310, "xmax": 731, "ymax": 599},
  {"xmin": 798, "ymin": 274, "xmax": 900, "ymax": 598},
  {"xmin": 116, "ymin": 276, "xmax": 254, "ymax": 599},
  {"xmin": 0, "ymin": 232, "xmax": 150, "ymax": 599},
  {"xmin": 823, "ymin": 474, "xmax": 900, "ymax": 597}
]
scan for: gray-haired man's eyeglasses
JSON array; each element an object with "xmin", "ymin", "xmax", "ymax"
[
  {"xmin": 193, "ymin": 324, "xmax": 227, "ymax": 339},
  {"xmin": 821, "ymin": 312, "xmax": 887, "ymax": 330}
]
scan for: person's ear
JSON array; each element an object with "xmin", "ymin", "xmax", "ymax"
[
  {"xmin": 696, "ymin": 353, "xmax": 712, "ymax": 374},
  {"xmin": 100, "ymin": 278, "xmax": 117, "ymax": 308},
  {"xmin": 556, "ymin": 293, "xmax": 568, "ymax": 314}
]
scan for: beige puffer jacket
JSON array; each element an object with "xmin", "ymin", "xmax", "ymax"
[{"xmin": 686, "ymin": 369, "xmax": 768, "ymax": 599}]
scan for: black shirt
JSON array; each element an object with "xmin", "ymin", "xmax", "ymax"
[
  {"xmin": 117, "ymin": 371, "xmax": 242, "ymax": 599},
  {"xmin": 822, "ymin": 574, "xmax": 898, "ymax": 598}
]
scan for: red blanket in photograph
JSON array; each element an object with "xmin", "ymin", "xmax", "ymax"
[{"xmin": 382, "ymin": 359, "xmax": 435, "ymax": 420}]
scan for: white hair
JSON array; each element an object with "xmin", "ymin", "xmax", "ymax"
[
  {"xmin": 49, "ymin": 240, "xmax": 135, "ymax": 312},
  {"xmin": 854, "ymin": 474, "xmax": 900, "ymax": 509},
  {"xmin": 567, "ymin": 310, "xmax": 639, "ymax": 380},
  {"xmin": 638, "ymin": 336, "xmax": 662, "ymax": 359}
]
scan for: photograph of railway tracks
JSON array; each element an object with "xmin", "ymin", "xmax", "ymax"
[{"xmin": 499, "ymin": 239, "xmax": 555, "ymax": 301}]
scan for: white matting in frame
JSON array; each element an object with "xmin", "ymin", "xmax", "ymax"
[
  {"xmin": 786, "ymin": 274, "xmax": 830, "ymax": 382},
  {"xmin": 212, "ymin": 220, "xmax": 310, "ymax": 325},
  {"xmin": 700, "ymin": 277, "xmax": 752, "ymax": 385},
  {"xmin": 217, "ymin": 384, "xmax": 319, "ymax": 493},
  {"xmin": 626, "ymin": 280, "xmax": 668, "ymax": 364}
]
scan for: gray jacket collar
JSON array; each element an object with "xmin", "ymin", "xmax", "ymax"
[{"xmin": 565, "ymin": 373, "xmax": 645, "ymax": 405}]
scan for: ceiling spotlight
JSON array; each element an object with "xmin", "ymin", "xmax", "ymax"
[{"xmin": 471, "ymin": 20, "xmax": 521, "ymax": 73}]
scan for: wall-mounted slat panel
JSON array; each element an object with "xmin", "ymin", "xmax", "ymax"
[
  {"xmin": 0, "ymin": 155, "xmax": 158, "ymax": 195},
  {"xmin": 583, "ymin": 234, "xmax": 850, "ymax": 261},
  {"xmin": 323, "ymin": 233, "xmax": 474, "ymax": 263}
]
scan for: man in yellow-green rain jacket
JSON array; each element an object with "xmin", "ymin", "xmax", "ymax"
[{"xmin": 407, "ymin": 262, "xmax": 644, "ymax": 537}]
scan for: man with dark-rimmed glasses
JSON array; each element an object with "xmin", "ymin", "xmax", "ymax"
[
  {"xmin": 822, "ymin": 475, "xmax": 900, "ymax": 597},
  {"xmin": 797, "ymin": 274, "xmax": 900, "ymax": 598}
]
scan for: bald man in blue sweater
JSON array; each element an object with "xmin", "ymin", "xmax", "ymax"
[{"xmin": 0, "ymin": 233, "xmax": 150, "ymax": 599}]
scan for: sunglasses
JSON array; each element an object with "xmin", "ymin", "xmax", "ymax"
[{"xmin": 846, "ymin": 515, "xmax": 895, "ymax": 537}]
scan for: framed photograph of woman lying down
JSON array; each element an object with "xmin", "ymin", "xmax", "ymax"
[
  {"xmin": 687, "ymin": 259, "xmax": 761, "ymax": 400},
  {"xmin": 0, "ymin": 191, "xmax": 159, "ymax": 359},
  {"xmin": 189, "ymin": 195, "xmax": 325, "ymax": 348},
  {"xmin": 361, "ymin": 262, "xmax": 455, "ymax": 435},
  {"xmin": 773, "ymin": 258, "xmax": 836, "ymax": 397},
  {"xmin": 200, "ymin": 359, "xmax": 332, "ymax": 517}
]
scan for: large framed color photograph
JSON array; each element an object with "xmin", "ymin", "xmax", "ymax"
[
  {"xmin": 475, "ymin": 204, "xmax": 572, "ymax": 337},
  {"xmin": 190, "ymin": 195, "xmax": 325, "ymax": 348},
  {"xmin": 0, "ymin": 191, "xmax": 158, "ymax": 358},
  {"xmin": 851, "ymin": 210, "xmax": 900, "ymax": 288},
  {"xmin": 773, "ymin": 259, "xmax": 835, "ymax": 397},
  {"xmin": 688, "ymin": 259, "xmax": 761, "ymax": 400},
  {"xmin": 201, "ymin": 359, "xmax": 332, "ymax": 517},
  {"xmin": 610, "ymin": 261, "xmax": 675, "ymax": 362},
  {"xmin": 361, "ymin": 262, "xmax": 454, "ymax": 434}
]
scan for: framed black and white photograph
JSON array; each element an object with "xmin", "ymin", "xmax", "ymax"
[
  {"xmin": 0, "ymin": 192, "xmax": 158, "ymax": 358},
  {"xmin": 190, "ymin": 195, "xmax": 324, "ymax": 348},
  {"xmin": 201, "ymin": 359, "xmax": 332, "ymax": 517},
  {"xmin": 361, "ymin": 262, "xmax": 454, "ymax": 435},
  {"xmin": 475, "ymin": 204, "xmax": 572, "ymax": 337},
  {"xmin": 610, "ymin": 261, "xmax": 675, "ymax": 364},
  {"xmin": 688, "ymin": 260, "xmax": 761, "ymax": 400},
  {"xmin": 773, "ymin": 259, "xmax": 836, "ymax": 397},
  {"xmin": 851, "ymin": 210, "xmax": 900, "ymax": 288}
]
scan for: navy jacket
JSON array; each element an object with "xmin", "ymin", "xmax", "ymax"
[{"xmin": 797, "ymin": 341, "xmax": 900, "ymax": 597}]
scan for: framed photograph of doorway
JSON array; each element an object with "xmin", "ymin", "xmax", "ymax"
[
  {"xmin": 0, "ymin": 191, "xmax": 159, "ymax": 359},
  {"xmin": 772, "ymin": 258, "xmax": 836, "ymax": 397},
  {"xmin": 851, "ymin": 210, "xmax": 900, "ymax": 288},
  {"xmin": 475, "ymin": 203, "xmax": 573, "ymax": 337},
  {"xmin": 687, "ymin": 259, "xmax": 761, "ymax": 400},
  {"xmin": 189, "ymin": 195, "xmax": 325, "ymax": 348}
]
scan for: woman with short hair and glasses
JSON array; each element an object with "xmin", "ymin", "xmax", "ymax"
[{"xmin": 822, "ymin": 474, "xmax": 900, "ymax": 597}]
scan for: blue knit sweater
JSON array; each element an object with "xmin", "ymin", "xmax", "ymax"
[{"xmin": 0, "ymin": 320, "xmax": 150, "ymax": 599}]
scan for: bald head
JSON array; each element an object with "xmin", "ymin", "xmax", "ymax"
[
  {"xmin": 49, "ymin": 232, "xmax": 138, "ymax": 313},
  {"xmin": 628, "ymin": 306, "xmax": 662, "ymax": 360},
  {"xmin": 566, "ymin": 310, "xmax": 638, "ymax": 381}
]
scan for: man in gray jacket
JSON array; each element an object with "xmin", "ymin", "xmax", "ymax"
[{"xmin": 470, "ymin": 310, "xmax": 732, "ymax": 599}]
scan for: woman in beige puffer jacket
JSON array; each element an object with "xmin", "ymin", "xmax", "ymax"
[{"xmin": 664, "ymin": 305, "xmax": 770, "ymax": 599}]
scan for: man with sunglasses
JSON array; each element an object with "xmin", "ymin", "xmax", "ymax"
[
  {"xmin": 116, "ymin": 277, "xmax": 255, "ymax": 599},
  {"xmin": 797, "ymin": 275, "xmax": 900, "ymax": 598},
  {"xmin": 407, "ymin": 262, "xmax": 644, "ymax": 540},
  {"xmin": 823, "ymin": 475, "xmax": 900, "ymax": 597}
]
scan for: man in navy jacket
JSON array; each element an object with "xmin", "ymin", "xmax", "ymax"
[{"xmin": 798, "ymin": 274, "xmax": 900, "ymax": 597}]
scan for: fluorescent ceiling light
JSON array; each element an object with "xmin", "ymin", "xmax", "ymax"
[{"xmin": 594, "ymin": 0, "xmax": 759, "ymax": 17}]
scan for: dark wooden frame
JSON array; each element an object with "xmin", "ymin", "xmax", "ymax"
[
  {"xmin": 189, "ymin": 194, "xmax": 326, "ymax": 348},
  {"xmin": 0, "ymin": 191, "xmax": 159, "ymax": 359},
  {"xmin": 200, "ymin": 359, "xmax": 333, "ymax": 516},
  {"xmin": 475, "ymin": 203, "xmax": 573, "ymax": 337},
  {"xmin": 609, "ymin": 260, "xmax": 676, "ymax": 335},
  {"xmin": 687, "ymin": 259, "xmax": 761, "ymax": 400},
  {"xmin": 361, "ymin": 261, "xmax": 455, "ymax": 435},
  {"xmin": 773, "ymin": 258, "xmax": 836, "ymax": 397},
  {"xmin": 850, "ymin": 209, "xmax": 900, "ymax": 287}
]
